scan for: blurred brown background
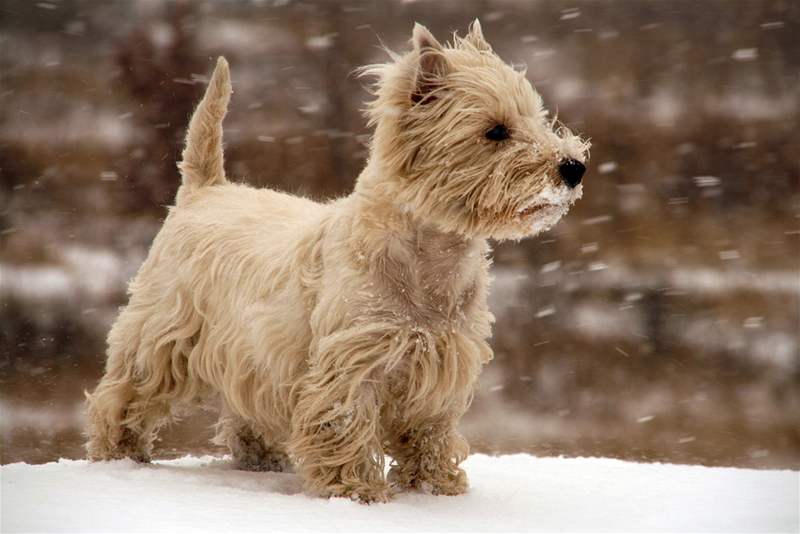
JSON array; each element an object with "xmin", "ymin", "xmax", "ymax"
[{"xmin": 1, "ymin": 0, "xmax": 798, "ymax": 469}]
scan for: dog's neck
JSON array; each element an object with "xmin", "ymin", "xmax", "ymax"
[
  {"xmin": 352, "ymin": 160, "xmax": 482, "ymax": 254},
  {"xmin": 349, "ymin": 163, "xmax": 488, "ymax": 323}
]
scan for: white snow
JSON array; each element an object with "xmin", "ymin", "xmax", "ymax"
[
  {"xmin": 597, "ymin": 161, "xmax": 618, "ymax": 174},
  {"xmin": 732, "ymin": 48, "xmax": 759, "ymax": 62},
  {"xmin": 2, "ymin": 454, "xmax": 796, "ymax": 532},
  {"xmin": 306, "ymin": 34, "xmax": 337, "ymax": 51},
  {"xmin": 0, "ymin": 245, "xmax": 138, "ymax": 303},
  {"xmin": 0, "ymin": 401, "xmax": 83, "ymax": 434},
  {"xmin": 693, "ymin": 175, "xmax": 722, "ymax": 188}
]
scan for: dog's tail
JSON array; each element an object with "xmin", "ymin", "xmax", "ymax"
[{"xmin": 176, "ymin": 56, "xmax": 232, "ymax": 203}]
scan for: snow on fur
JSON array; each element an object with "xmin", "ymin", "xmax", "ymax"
[{"xmin": 2, "ymin": 454, "xmax": 796, "ymax": 532}]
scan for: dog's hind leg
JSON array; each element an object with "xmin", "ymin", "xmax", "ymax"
[
  {"xmin": 85, "ymin": 292, "xmax": 201, "ymax": 462},
  {"xmin": 85, "ymin": 351, "xmax": 177, "ymax": 463},
  {"xmin": 85, "ymin": 356, "xmax": 146, "ymax": 462},
  {"xmin": 214, "ymin": 411, "xmax": 291, "ymax": 472}
]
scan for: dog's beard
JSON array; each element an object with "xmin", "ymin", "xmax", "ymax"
[{"xmin": 516, "ymin": 182, "xmax": 583, "ymax": 236}]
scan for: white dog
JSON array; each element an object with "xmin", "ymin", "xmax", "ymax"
[{"xmin": 85, "ymin": 21, "xmax": 588, "ymax": 503}]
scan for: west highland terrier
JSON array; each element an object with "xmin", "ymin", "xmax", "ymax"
[{"xmin": 86, "ymin": 20, "xmax": 589, "ymax": 503}]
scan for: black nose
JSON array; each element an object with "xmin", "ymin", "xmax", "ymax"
[{"xmin": 558, "ymin": 159, "xmax": 585, "ymax": 188}]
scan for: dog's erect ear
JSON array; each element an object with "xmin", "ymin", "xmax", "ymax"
[
  {"xmin": 411, "ymin": 23, "xmax": 448, "ymax": 104},
  {"xmin": 413, "ymin": 22, "xmax": 443, "ymax": 52},
  {"xmin": 465, "ymin": 19, "xmax": 491, "ymax": 52}
]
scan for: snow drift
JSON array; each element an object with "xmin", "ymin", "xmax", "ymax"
[{"xmin": 2, "ymin": 454, "xmax": 796, "ymax": 532}]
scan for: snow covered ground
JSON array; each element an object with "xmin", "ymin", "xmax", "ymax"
[{"xmin": 2, "ymin": 454, "xmax": 796, "ymax": 532}]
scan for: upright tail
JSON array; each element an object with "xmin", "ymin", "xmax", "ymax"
[{"xmin": 176, "ymin": 57, "xmax": 232, "ymax": 203}]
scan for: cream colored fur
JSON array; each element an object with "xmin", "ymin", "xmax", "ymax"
[{"xmin": 85, "ymin": 21, "xmax": 588, "ymax": 503}]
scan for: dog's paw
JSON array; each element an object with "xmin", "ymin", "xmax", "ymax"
[
  {"xmin": 86, "ymin": 439, "xmax": 151, "ymax": 464},
  {"xmin": 388, "ymin": 465, "xmax": 468, "ymax": 496},
  {"xmin": 352, "ymin": 488, "xmax": 391, "ymax": 505},
  {"xmin": 423, "ymin": 474, "xmax": 468, "ymax": 496},
  {"xmin": 387, "ymin": 464, "xmax": 413, "ymax": 490},
  {"xmin": 328, "ymin": 484, "xmax": 392, "ymax": 504},
  {"xmin": 234, "ymin": 450, "xmax": 292, "ymax": 473}
]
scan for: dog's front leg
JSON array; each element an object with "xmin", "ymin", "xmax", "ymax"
[
  {"xmin": 387, "ymin": 418, "xmax": 470, "ymax": 496},
  {"xmin": 289, "ymin": 352, "xmax": 388, "ymax": 503}
]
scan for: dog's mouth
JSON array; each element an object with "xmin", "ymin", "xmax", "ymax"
[
  {"xmin": 510, "ymin": 183, "xmax": 584, "ymax": 236},
  {"xmin": 517, "ymin": 203, "xmax": 554, "ymax": 219},
  {"xmin": 516, "ymin": 183, "xmax": 583, "ymax": 220}
]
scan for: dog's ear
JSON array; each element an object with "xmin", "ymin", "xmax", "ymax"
[
  {"xmin": 411, "ymin": 23, "xmax": 449, "ymax": 104},
  {"xmin": 465, "ymin": 19, "xmax": 491, "ymax": 52}
]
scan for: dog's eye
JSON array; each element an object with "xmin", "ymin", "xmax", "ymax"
[{"xmin": 485, "ymin": 124, "xmax": 510, "ymax": 141}]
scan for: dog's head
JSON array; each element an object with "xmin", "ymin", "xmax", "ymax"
[{"xmin": 360, "ymin": 20, "xmax": 589, "ymax": 240}]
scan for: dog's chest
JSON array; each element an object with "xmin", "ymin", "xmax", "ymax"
[{"xmin": 377, "ymin": 230, "xmax": 487, "ymax": 324}]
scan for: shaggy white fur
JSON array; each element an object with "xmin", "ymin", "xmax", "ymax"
[{"xmin": 85, "ymin": 21, "xmax": 589, "ymax": 503}]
